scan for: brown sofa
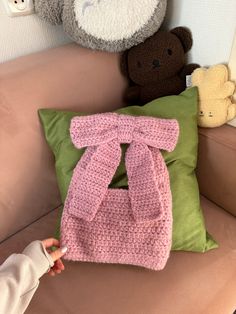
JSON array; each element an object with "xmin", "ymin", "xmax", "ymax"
[{"xmin": 0, "ymin": 44, "xmax": 235, "ymax": 314}]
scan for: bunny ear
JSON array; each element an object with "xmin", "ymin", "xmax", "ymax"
[
  {"xmin": 207, "ymin": 64, "xmax": 229, "ymax": 82},
  {"xmin": 192, "ymin": 68, "xmax": 207, "ymax": 86},
  {"xmin": 171, "ymin": 27, "xmax": 193, "ymax": 53}
]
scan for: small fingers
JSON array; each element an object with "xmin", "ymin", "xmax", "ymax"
[
  {"xmin": 50, "ymin": 247, "xmax": 67, "ymax": 262},
  {"xmin": 48, "ymin": 269, "xmax": 56, "ymax": 276},
  {"xmin": 42, "ymin": 238, "xmax": 60, "ymax": 249},
  {"xmin": 48, "ymin": 265, "xmax": 63, "ymax": 276},
  {"xmin": 54, "ymin": 258, "xmax": 65, "ymax": 271}
]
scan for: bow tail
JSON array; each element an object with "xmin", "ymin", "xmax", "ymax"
[
  {"xmin": 66, "ymin": 140, "xmax": 122, "ymax": 222},
  {"xmin": 150, "ymin": 146, "xmax": 172, "ymax": 217},
  {"xmin": 64, "ymin": 146, "xmax": 95, "ymax": 219},
  {"xmin": 126, "ymin": 143, "xmax": 164, "ymax": 222}
]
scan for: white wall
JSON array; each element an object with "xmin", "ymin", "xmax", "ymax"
[
  {"xmin": 164, "ymin": 0, "xmax": 236, "ymax": 127},
  {"xmin": 0, "ymin": 1, "xmax": 71, "ymax": 63},
  {"xmin": 1, "ymin": 0, "xmax": 235, "ymax": 65},
  {"xmin": 164, "ymin": 0, "xmax": 236, "ymax": 66}
]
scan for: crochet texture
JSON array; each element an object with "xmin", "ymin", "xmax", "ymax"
[{"xmin": 61, "ymin": 113, "xmax": 179, "ymax": 271}]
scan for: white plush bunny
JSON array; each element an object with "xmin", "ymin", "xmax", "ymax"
[{"xmin": 34, "ymin": 0, "xmax": 167, "ymax": 52}]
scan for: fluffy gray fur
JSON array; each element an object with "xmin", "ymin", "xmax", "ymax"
[
  {"xmin": 34, "ymin": 0, "xmax": 64, "ymax": 25},
  {"xmin": 34, "ymin": 0, "xmax": 167, "ymax": 52}
]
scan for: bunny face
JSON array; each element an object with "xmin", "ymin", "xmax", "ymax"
[
  {"xmin": 198, "ymin": 100, "xmax": 233, "ymax": 127},
  {"xmin": 62, "ymin": 0, "xmax": 167, "ymax": 52},
  {"xmin": 35, "ymin": 0, "xmax": 167, "ymax": 51},
  {"xmin": 75, "ymin": 0, "xmax": 161, "ymax": 41}
]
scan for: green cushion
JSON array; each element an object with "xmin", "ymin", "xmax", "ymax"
[{"xmin": 39, "ymin": 87, "xmax": 217, "ymax": 252}]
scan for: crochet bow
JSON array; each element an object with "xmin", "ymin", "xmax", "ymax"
[{"xmin": 65, "ymin": 113, "xmax": 179, "ymax": 222}]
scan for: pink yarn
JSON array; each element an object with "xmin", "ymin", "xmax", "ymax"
[{"xmin": 61, "ymin": 113, "xmax": 179, "ymax": 271}]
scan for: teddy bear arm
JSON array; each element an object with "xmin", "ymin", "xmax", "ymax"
[
  {"xmin": 124, "ymin": 86, "xmax": 141, "ymax": 105},
  {"xmin": 227, "ymin": 103, "xmax": 236, "ymax": 121},
  {"xmin": 179, "ymin": 63, "xmax": 200, "ymax": 81},
  {"xmin": 191, "ymin": 68, "xmax": 207, "ymax": 87},
  {"xmin": 220, "ymin": 81, "xmax": 236, "ymax": 99},
  {"xmin": 34, "ymin": 0, "xmax": 63, "ymax": 25}
]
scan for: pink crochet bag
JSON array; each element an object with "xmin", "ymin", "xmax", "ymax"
[{"xmin": 61, "ymin": 113, "xmax": 179, "ymax": 271}]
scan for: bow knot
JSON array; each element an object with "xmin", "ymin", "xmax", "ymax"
[{"xmin": 116, "ymin": 114, "xmax": 136, "ymax": 144}]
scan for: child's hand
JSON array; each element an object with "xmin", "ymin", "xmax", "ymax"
[{"xmin": 41, "ymin": 238, "xmax": 67, "ymax": 277}]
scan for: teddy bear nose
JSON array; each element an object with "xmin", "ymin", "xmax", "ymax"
[{"xmin": 152, "ymin": 59, "xmax": 160, "ymax": 69}]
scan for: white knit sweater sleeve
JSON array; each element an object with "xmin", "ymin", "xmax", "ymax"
[{"xmin": 0, "ymin": 241, "xmax": 54, "ymax": 314}]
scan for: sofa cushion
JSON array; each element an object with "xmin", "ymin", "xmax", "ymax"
[
  {"xmin": 0, "ymin": 197, "xmax": 235, "ymax": 314},
  {"xmin": 197, "ymin": 124, "xmax": 236, "ymax": 216},
  {"xmin": 0, "ymin": 44, "xmax": 127, "ymax": 242},
  {"xmin": 39, "ymin": 87, "xmax": 217, "ymax": 252}
]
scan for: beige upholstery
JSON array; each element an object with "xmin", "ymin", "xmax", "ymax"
[
  {"xmin": 0, "ymin": 45, "xmax": 235, "ymax": 313},
  {"xmin": 0, "ymin": 197, "xmax": 235, "ymax": 314},
  {"xmin": 197, "ymin": 125, "xmax": 236, "ymax": 217},
  {"xmin": 0, "ymin": 44, "xmax": 127, "ymax": 242}
]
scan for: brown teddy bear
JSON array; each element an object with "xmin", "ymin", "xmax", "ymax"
[{"xmin": 121, "ymin": 27, "xmax": 199, "ymax": 105}]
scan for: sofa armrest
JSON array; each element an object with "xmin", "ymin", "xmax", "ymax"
[
  {"xmin": 197, "ymin": 125, "xmax": 236, "ymax": 217},
  {"xmin": 0, "ymin": 44, "xmax": 127, "ymax": 242}
]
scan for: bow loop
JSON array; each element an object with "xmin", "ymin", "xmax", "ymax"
[{"xmin": 70, "ymin": 113, "xmax": 179, "ymax": 149}]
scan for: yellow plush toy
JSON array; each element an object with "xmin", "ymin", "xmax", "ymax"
[{"xmin": 192, "ymin": 64, "xmax": 236, "ymax": 127}]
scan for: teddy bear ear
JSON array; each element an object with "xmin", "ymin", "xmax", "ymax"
[
  {"xmin": 170, "ymin": 27, "xmax": 193, "ymax": 53},
  {"xmin": 120, "ymin": 51, "xmax": 129, "ymax": 77}
]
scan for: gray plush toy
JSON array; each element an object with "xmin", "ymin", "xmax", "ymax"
[{"xmin": 34, "ymin": 0, "xmax": 167, "ymax": 52}]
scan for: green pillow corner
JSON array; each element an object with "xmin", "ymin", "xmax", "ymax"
[{"xmin": 39, "ymin": 87, "xmax": 218, "ymax": 252}]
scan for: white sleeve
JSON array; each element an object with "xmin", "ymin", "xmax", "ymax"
[{"xmin": 0, "ymin": 240, "xmax": 54, "ymax": 314}]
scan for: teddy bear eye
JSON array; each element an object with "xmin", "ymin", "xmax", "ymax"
[
  {"xmin": 137, "ymin": 61, "xmax": 142, "ymax": 68},
  {"xmin": 167, "ymin": 49, "xmax": 173, "ymax": 56}
]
